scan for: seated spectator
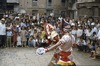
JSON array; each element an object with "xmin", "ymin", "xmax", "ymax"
[
  {"xmin": 95, "ymin": 46, "xmax": 100, "ymax": 59},
  {"xmin": 87, "ymin": 38, "xmax": 91, "ymax": 52},
  {"xmin": 82, "ymin": 38, "xmax": 89, "ymax": 52},
  {"xmin": 76, "ymin": 38, "xmax": 83, "ymax": 51},
  {"xmin": 90, "ymin": 38, "xmax": 97, "ymax": 59},
  {"xmin": 28, "ymin": 36, "xmax": 36, "ymax": 48},
  {"xmin": 39, "ymin": 36, "xmax": 48, "ymax": 48}
]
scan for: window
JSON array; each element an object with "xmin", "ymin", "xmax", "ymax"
[
  {"xmin": 61, "ymin": 0, "xmax": 65, "ymax": 3},
  {"xmin": 32, "ymin": 0, "xmax": 38, "ymax": 6},
  {"xmin": 47, "ymin": 0, "xmax": 52, "ymax": 6},
  {"xmin": 33, "ymin": 0, "xmax": 37, "ymax": 1},
  {"xmin": 48, "ymin": 0, "xmax": 52, "ymax": 3}
]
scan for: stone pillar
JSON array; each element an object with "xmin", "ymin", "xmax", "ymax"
[
  {"xmin": 74, "ymin": 10, "xmax": 78, "ymax": 20},
  {"xmin": 94, "ymin": 7, "xmax": 99, "ymax": 17}
]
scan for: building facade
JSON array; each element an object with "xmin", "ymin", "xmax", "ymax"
[
  {"xmin": 65, "ymin": 0, "xmax": 77, "ymax": 19},
  {"xmin": 19, "ymin": 0, "xmax": 68, "ymax": 17},
  {"xmin": 0, "ymin": 0, "xmax": 6, "ymax": 19},
  {"xmin": 77, "ymin": 0, "xmax": 100, "ymax": 18},
  {"xmin": 6, "ymin": 0, "xmax": 19, "ymax": 13}
]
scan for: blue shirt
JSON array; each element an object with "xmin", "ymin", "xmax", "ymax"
[{"xmin": 7, "ymin": 31, "xmax": 12, "ymax": 37}]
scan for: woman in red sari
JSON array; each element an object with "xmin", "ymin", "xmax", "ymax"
[{"xmin": 12, "ymin": 23, "xmax": 17, "ymax": 47}]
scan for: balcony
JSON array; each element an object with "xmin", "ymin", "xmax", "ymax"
[{"xmin": 7, "ymin": 0, "xmax": 19, "ymax": 3}]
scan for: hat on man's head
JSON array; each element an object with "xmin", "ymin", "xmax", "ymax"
[
  {"xmin": 71, "ymin": 23, "xmax": 75, "ymax": 26},
  {"xmin": 1, "ymin": 18, "xmax": 5, "ymax": 21},
  {"xmin": 91, "ymin": 22, "xmax": 95, "ymax": 25}
]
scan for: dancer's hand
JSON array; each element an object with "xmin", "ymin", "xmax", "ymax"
[{"xmin": 45, "ymin": 48, "xmax": 49, "ymax": 52}]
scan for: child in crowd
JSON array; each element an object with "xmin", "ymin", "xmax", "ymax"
[
  {"xmin": 6, "ymin": 25, "xmax": 12, "ymax": 48},
  {"xmin": 90, "ymin": 32, "xmax": 97, "ymax": 59},
  {"xmin": 17, "ymin": 33, "xmax": 22, "ymax": 47},
  {"xmin": 33, "ymin": 36, "xmax": 37, "ymax": 48},
  {"xmin": 82, "ymin": 38, "xmax": 89, "ymax": 52},
  {"xmin": 95, "ymin": 46, "xmax": 100, "ymax": 59},
  {"xmin": 28, "ymin": 36, "xmax": 33, "ymax": 47},
  {"xmin": 28, "ymin": 36, "xmax": 36, "ymax": 48},
  {"xmin": 76, "ymin": 37, "xmax": 83, "ymax": 51},
  {"xmin": 39, "ymin": 36, "xmax": 48, "ymax": 47},
  {"xmin": 20, "ymin": 26, "xmax": 27, "ymax": 47}
]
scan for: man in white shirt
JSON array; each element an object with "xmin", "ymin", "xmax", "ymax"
[
  {"xmin": 0, "ymin": 18, "xmax": 6, "ymax": 47},
  {"xmin": 58, "ymin": 16, "xmax": 63, "ymax": 22},
  {"xmin": 97, "ymin": 29, "xmax": 100, "ymax": 46},
  {"xmin": 97, "ymin": 29, "xmax": 100, "ymax": 39},
  {"xmin": 76, "ymin": 26, "xmax": 83, "ymax": 38},
  {"xmin": 91, "ymin": 23, "xmax": 98, "ymax": 35}
]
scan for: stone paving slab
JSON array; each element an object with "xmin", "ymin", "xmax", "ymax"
[
  {"xmin": 0, "ymin": 48, "xmax": 100, "ymax": 66},
  {"xmin": 0, "ymin": 48, "xmax": 52, "ymax": 66}
]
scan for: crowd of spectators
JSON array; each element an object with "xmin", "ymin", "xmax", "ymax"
[{"xmin": 0, "ymin": 12, "xmax": 100, "ymax": 59}]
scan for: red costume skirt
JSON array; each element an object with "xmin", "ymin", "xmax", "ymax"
[{"xmin": 54, "ymin": 51, "xmax": 71, "ymax": 62}]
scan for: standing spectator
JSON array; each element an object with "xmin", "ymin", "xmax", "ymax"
[
  {"xmin": 58, "ymin": 16, "xmax": 63, "ymax": 22},
  {"xmin": 97, "ymin": 26, "xmax": 100, "ymax": 38},
  {"xmin": 0, "ymin": 18, "xmax": 6, "ymax": 48},
  {"xmin": 85, "ymin": 26, "xmax": 92, "ymax": 40},
  {"xmin": 26, "ymin": 26, "xmax": 30, "ymax": 46},
  {"xmin": 12, "ymin": 23, "xmax": 17, "ymax": 47},
  {"xmin": 97, "ymin": 28, "xmax": 100, "ymax": 47},
  {"xmin": 26, "ymin": 19, "xmax": 30, "ymax": 27},
  {"xmin": 95, "ymin": 19, "xmax": 100, "ymax": 28},
  {"xmin": 6, "ymin": 23, "xmax": 12, "ymax": 48},
  {"xmin": 17, "ymin": 33, "xmax": 22, "ymax": 47},
  {"xmin": 20, "ymin": 19, "xmax": 26, "ymax": 27},
  {"xmin": 76, "ymin": 26, "xmax": 83, "ymax": 38},
  {"xmin": 71, "ymin": 26, "xmax": 77, "ymax": 37},
  {"xmin": 20, "ymin": 26, "xmax": 27, "ymax": 47}
]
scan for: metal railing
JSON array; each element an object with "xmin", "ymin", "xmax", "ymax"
[{"xmin": 7, "ymin": 0, "xmax": 19, "ymax": 3}]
